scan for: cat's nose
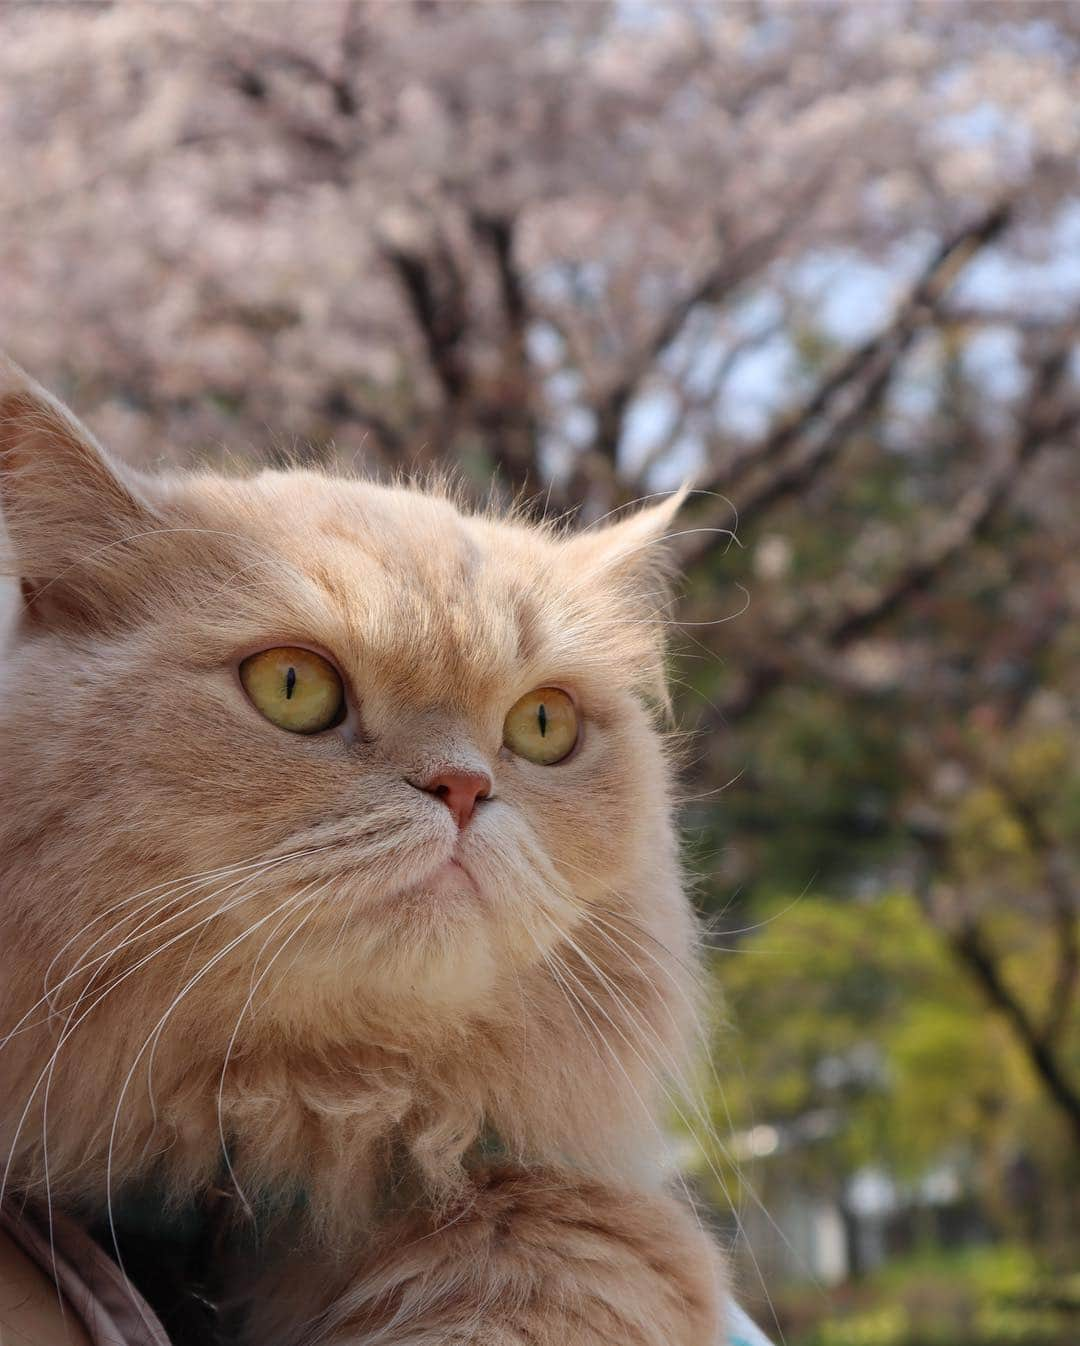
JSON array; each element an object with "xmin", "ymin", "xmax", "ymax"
[{"xmin": 412, "ymin": 768, "xmax": 492, "ymax": 830}]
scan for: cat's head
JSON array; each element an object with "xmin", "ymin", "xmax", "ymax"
[{"xmin": 0, "ymin": 359, "xmax": 688, "ymax": 1033}]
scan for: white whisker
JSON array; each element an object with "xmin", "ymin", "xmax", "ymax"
[
  {"xmin": 1, "ymin": 856, "xmax": 316, "ymax": 1209},
  {"xmin": 535, "ymin": 908, "xmax": 788, "ymax": 1343},
  {"xmin": 215, "ymin": 883, "xmax": 329, "ymax": 1217},
  {"xmin": 103, "ymin": 889, "xmax": 313, "ymax": 1341}
]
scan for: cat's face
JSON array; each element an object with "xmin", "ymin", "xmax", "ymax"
[{"xmin": 0, "ymin": 362, "xmax": 683, "ymax": 1025}]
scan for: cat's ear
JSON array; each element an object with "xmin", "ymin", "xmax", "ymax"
[
  {"xmin": 0, "ymin": 356, "xmax": 160, "ymax": 628},
  {"xmin": 565, "ymin": 488, "xmax": 687, "ymax": 610}
]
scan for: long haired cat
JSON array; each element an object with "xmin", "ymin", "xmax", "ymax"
[{"xmin": 0, "ymin": 357, "xmax": 722, "ymax": 1345}]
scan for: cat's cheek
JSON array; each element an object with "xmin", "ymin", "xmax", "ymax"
[{"xmin": 509, "ymin": 751, "xmax": 641, "ymax": 875}]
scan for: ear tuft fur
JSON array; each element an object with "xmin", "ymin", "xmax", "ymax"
[
  {"xmin": 566, "ymin": 487, "xmax": 688, "ymax": 613},
  {"xmin": 563, "ymin": 489, "xmax": 688, "ymax": 714}
]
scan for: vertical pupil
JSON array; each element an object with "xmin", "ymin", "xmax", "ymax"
[
  {"xmin": 285, "ymin": 666, "xmax": 297, "ymax": 700},
  {"xmin": 538, "ymin": 703, "xmax": 547, "ymax": 736}
]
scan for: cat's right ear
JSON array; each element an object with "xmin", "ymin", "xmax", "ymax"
[{"xmin": 0, "ymin": 356, "xmax": 160, "ymax": 629}]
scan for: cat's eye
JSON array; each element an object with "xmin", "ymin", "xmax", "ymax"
[
  {"xmin": 239, "ymin": 647, "xmax": 345, "ymax": 735},
  {"xmin": 503, "ymin": 687, "xmax": 578, "ymax": 765}
]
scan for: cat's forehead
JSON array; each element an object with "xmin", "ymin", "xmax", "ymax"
[
  {"xmin": 286, "ymin": 475, "xmax": 556, "ymax": 611},
  {"xmin": 193, "ymin": 473, "xmax": 579, "ymax": 712}
]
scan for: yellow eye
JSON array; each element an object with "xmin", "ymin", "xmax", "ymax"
[
  {"xmin": 503, "ymin": 687, "xmax": 578, "ymax": 765},
  {"xmin": 239, "ymin": 646, "xmax": 345, "ymax": 735}
]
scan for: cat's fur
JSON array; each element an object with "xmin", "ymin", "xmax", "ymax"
[{"xmin": 0, "ymin": 357, "xmax": 722, "ymax": 1344}]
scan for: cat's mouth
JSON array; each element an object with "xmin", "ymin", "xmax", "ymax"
[
  {"xmin": 316, "ymin": 841, "xmax": 484, "ymax": 912},
  {"xmin": 427, "ymin": 854, "xmax": 479, "ymax": 894},
  {"xmin": 388, "ymin": 851, "xmax": 482, "ymax": 905}
]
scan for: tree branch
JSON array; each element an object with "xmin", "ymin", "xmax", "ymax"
[
  {"xmin": 995, "ymin": 784, "xmax": 1080, "ymax": 1048},
  {"xmin": 382, "ymin": 233, "xmax": 469, "ymax": 404},
  {"xmin": 829, "ymin": 351, "xmax": 1078, "ymax": 645},
  {"xmin": 589, "ymin": 180, "xmax": 830, "ymax": 466},
  {"xmin": 700, "ymin": 345, "xmax": 1077, "ymax": 725},
  {"xmin": 904, "ymin": 815, "xmax": 1080, "ymax": 1152},
  {"xmin": 471, "ymin": 211, "xmax": 540, "ymax": 494},
  {"xmin": 679, "ymin": 201, "xmax": 1015, "ymax": 569},
  {"xmin": 949, "ymin": 922, "xmax": 1080, "ymax": 1151}
]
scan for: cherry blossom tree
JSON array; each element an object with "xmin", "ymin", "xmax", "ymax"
[{"xmin": 3, "ymin": 0, "xmax": 1079, "ymax": 1182}]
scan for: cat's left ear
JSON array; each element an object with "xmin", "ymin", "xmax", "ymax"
[
  {"xmin": 0, "ymin": 356, "xmax": 160, "ymax": 628},
  {"xmin": 565, "ymin": 488, "xmax": 687, "ymax": 608}
]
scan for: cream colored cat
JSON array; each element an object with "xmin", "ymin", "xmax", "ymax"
[{"xmin": 0, "ymin": 357, "xmax": 722, "ymax": 1345}]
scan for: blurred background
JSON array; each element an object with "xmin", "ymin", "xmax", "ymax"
[{"xmin": 2, "ymin": 2, "xmax": 1079, "ymax": 1342}]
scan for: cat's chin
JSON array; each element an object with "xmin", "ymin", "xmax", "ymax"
[
  {"xmin": 268, "ymin": 851, "xmax": 503, "ymax": 1010},
  {"xmin": 262, "ymin": 897, "xmax": 501, "ymax": 1022}
]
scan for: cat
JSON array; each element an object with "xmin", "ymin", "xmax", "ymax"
[{"xmin": 0, "ymin": 356, "xmax": 723, "ymax": 1345}]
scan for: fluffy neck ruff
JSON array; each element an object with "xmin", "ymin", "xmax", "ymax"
[{"xmin": 2, "ymin": 886, "xmax": 690, "ymax": 1248}]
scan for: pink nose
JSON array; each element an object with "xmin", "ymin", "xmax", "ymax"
[{"xmin": 415, "ymin": 768, "xmax": 491, "ymax": 830}]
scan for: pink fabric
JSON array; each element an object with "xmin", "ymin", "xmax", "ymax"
[{"xmin": 1, "ymin": 1203, "xmax": 171, "ymax": 1346}]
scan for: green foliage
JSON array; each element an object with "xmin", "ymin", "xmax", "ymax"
[
  {"xmin": 693, "ymin": 685, "xmax": 906, "ymax": 902},
  {"xmin": 790, "ymin": 1245, "xmax": 1080, "ymax": 1346},
  {"xmin": 697, "ymin": 889, "xmax": 1072, "ymax": 1201}
]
